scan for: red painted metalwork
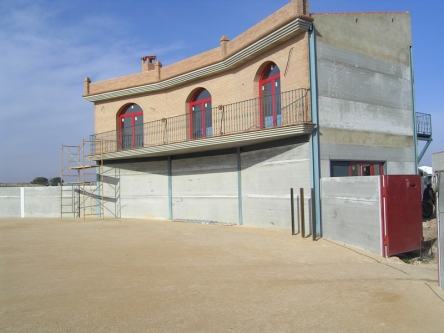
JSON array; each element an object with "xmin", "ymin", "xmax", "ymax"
[
  {"xmin": 118, "ymin": 104, "xmax": 143, "ymax": 149},
  {"xmin": 259, "ymin": 63, "xmax": 280, "ymax": 128},
  {"xmin": 380, "ymin": 175, "xmax": 423, "ymax": 257},
  {"xmin": 348, "ymin": 161, "xmax": 384, "ymax": 176},
  {"xmin": 189, "ymin": 89, "xmax": 212, "ymax": 139}
]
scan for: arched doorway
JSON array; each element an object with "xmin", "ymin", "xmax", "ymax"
[
  {"xmin": 259, "ymin": 63, "xmax": 281, "ymax": 128},
  {"xmin": 118, "ymin": 104, "xmax": 143, "ymax": 149},
  {"xmin": 189, "ymin": 89, "xmax": 212, "ymax": 139}
]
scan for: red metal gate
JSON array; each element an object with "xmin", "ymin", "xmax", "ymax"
[{"xmin": 380, "ymin": 175, "xmax": 422, "ymax": 257}]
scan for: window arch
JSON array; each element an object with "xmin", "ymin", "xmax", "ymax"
[
  {"xmin": 118, "ymin": 103, "xmax": 143, "ymax": 150},
  {"xmin": 259, "ymin": 63, "xmax": 281, "ymax": 128},
  {"xmin": 189, "ymin": 89, "xmax": 212, "ymax": 139}
]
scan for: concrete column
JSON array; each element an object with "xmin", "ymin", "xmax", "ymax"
[
  {"xmin": 237, "ymin": 147, "xmax": 243, "ymax": 225},
  {"xmin": 168, "ymin": 156, "xmax": 172, "ymax": 220}
]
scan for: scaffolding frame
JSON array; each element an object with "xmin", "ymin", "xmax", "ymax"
[{"xmin": 60, "ymin": 140, "xmax": 104, "ymax": 219}]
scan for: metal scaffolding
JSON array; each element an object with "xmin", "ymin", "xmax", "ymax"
[{"xmin": 60, "ymin": 139, "xmax": 104, "ymax": 219}]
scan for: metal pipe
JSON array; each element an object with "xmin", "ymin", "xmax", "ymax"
[
  {"xmin": 311, "ymin": 188, "xmax": 316, "ymax": 241},
  {"xmin": 410, "ymin": 46, "xmax": 418, "ymax": 172},
  {"xmin": 291, "ymin": 188, "xmax": 295, "ymax": 235},
  {"xmin": 297, "ymin": 195, "xmax": 300, "ymax": 234},
  {"xmin": 300, "ymin": 188, "xmax": 305, "ymax": 238},
  {"xmin": 308, "ymin": 22, "xmax": 322, "ymax": 238}
]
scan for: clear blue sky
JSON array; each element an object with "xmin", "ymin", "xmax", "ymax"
[{"xmin": 0, "ymin": 0, "xmax": 442, "ymax": 183}]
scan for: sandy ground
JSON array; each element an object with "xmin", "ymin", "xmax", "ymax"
[{"xmin": 1, "ymin": 218, "xmax": 443, "ymax": 333}]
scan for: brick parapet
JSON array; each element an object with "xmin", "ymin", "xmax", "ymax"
[{"xmin": 93, "ymin": 32, "xmax": 310, "ymax": 135}]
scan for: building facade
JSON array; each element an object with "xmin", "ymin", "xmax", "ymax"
[
  {"xmin": 433, "ymin": 151, "xmax": 444, "ymax": 174},
  {"xmin": 83, "ymin": 0, "xmax": 425, "ymax": 240}
]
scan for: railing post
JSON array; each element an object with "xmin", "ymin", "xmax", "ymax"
[
  {"xmin": 300, "ymin": 188, "xmax": 305, "ymax": 238},
  {"xmin": 91, "ymin": 88, "xmax": 310, "ymax": 155}
]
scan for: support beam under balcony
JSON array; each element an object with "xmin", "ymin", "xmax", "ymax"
[{"xmin": 88, "ymin": 124, "xmax": 315, "ymax": 161}]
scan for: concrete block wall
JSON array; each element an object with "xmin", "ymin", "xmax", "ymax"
[
  {"xmin": 172, "ymin": 154, "xmax": 238, "ymax": 223},
  {"xmin": 24, "ymin": 187, "xmax": 63, "ymax": 218},
  {"xmin": 0, "ymin": 187, "xmax": 74, "ymax": 218},
  {"xmin": 432, "ymin": 151, "xmax": 444, "ymax": 174},
  {"xmin": 321, "ymin": 176, "xmax": 382, "ymax": 254},
  {"xmin": 437, "ymin": 172, "xmax": 444, "ymax": 290},
  {"xmin": 99, "ymin": 139, "xmax": 312, "ymax": 231},
  {"xmin": 0, "ymin": 187, "xmax": 21, "ymax": 218},
  {"xmin": 241, "ymin": 142, "xmax": 311, "ymax": 230},
  {"xmin": 102, "ymin": 160, "xmax": 169, "ymax": 219},
  {"xmin": 313, "ymin": 13, "xmax": 415, "ymax": 177}
]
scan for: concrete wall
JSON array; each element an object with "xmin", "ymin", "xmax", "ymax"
[
  {"xmin": 241, "ymin": 142, "xmax": 311, "ymax": 230},
  {"xmin": 25, "ymin": 187, "xmax": 63, "ymax": 218},
  {"xmin": 0, "ymin": 186, "xmax": 74, "ymax": 218},
  {"xmin": 313, "ymin": 13, "xmax": 415, "ymax": 177},
  {"xmin": 172, "ymin": 154, "xmax": 238, "ymax": 223},
  {"xmin": 432, "ymin": 151, "xmax": 444, "ymax": 174},
  {"xmin": 103, "ymin": 159, "xmax": 169, "ymax": 219},
  {"xmin": 321, "ymin": 176, "xmax": 382, "ymax": 254},
  {"xmin": 437, "ymin": 172, "xmax": 444, "ymax": 290},
  {"xmin": 0, "ymin": 187, "xmax": 21, "ymax": 218},
  {"xmin": 98, "ymin": 139, "xmax": 312, "ymax": 231}
]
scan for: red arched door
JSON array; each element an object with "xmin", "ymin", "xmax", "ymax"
[
  {"xmin": 190, "ymin": 89, "xmax": 212, "ymax": 139},
  {"xmin": 260, "ymin": 63, "xmax": 281, "ymax": 128},
  {"xmin": 119, "ymin": 104, "xmax": 143, "ymax": 150}
]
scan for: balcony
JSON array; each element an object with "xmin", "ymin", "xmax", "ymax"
[
  {"xmin": 416, "ymin": 112, "xmax": 432, "ymax": 139},
  {"xmin": 89, "ymin": 88, "xmax": 313, "ymax": 160}
]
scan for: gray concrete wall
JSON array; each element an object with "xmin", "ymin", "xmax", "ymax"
[
  {"xmin": 24, "ymin": 187, "xmax": 62, "ymax": 218},
  {"xmin": 437, "ymin": 172, "xmax": 444, "ymax": 290},
  {"xmin": 103, "ymin": 160, "xmax": 169, "ymax": 219},
  {"xmin": 432, "ymin": 151, "xmax": 444, "ymax": 174},
  {"xmin": 172, "ymin": 154, "xmax": 238, "ymax": 223},
  {"xmin": 101, "ymin": 167, "xmax": 122, "ymax": 218},
  {"xmin": 313, "ymin": 13, "xmax": 415, "ymax": 177},
  {"xmin": 0, "ymin": 187, "xmax": 21, "ymax": 218},
  {"xmin": 312, "ymin": 13, "xmax": 412, "ymax": 66},
  {"xmin": 241, "ymin": 142, "xmax": 311, "ymax": 231},
  {"xmin": 0, "ymin": 186, "xmax": 75, "ymax": 218},
  {"xmin": 321, "ymin": 176, "xmax": 382, "ymax": 254},
  {"xmin": 320, "ymin": 143, "xmax": 415, "ymax": 177}
]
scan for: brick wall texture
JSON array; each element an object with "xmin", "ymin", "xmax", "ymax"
[{"xmin": 90, "ymin": 0, "xmax": 311, "ymax": 135}]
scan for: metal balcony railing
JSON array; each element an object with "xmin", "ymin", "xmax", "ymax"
[
  {"xmin": 90, "ymin": 88, "xmax": 311, "ymax": 155},
  {"xmin": 416, "ymin": 112, "xmax": 432, "ymax": 138}
]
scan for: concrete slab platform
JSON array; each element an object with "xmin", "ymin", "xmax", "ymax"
[{"xmin": 1, "ymin": 218, "xmax": 443, "ymax": 332}]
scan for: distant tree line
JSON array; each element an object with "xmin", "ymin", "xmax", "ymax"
[{"xmin": 31, "ymin": 177, "xmax": 63, "ymax": 186}]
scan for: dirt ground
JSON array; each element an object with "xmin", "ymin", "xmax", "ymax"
[
  {"xmin": 1, "ymin": 218, "xmax": 444, "ymax": 333},
  {"xmin": 396, "ymin": 217, "xmax": 439, "ymax": 266}
]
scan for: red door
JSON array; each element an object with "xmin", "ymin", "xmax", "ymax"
[{"xmin": 380, "ymin": 175, "xmax": 423, "ymax": 257}]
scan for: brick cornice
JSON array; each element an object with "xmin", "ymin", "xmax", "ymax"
[{"xmin": 84, "ymin": 18, "xmax": 311, "ymax": 103}]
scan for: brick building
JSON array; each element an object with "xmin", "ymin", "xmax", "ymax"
[{"xmin": 83, "ymin": 0, "xmax": 429, "ymax": 245}]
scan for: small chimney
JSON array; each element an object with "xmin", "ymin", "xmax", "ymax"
[
  {"xmin": 84, "ymin": 77, "xmax": 91, "ymax": 95},
  {"xmin": 141, "ymin": 55, "xmax": 157, "ymax": 72},
  {"xmin": 220, "ymin": 35, "xmax": 229, "ymax": 58},
  {"xmin": 154, "ymin": 60, "xmax": 162, "ymax": 80}
]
